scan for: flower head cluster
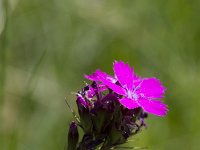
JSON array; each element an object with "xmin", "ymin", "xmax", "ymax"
[{"xmin": 67, "ymin": 60, "xmax": 168, "ymax": 150}]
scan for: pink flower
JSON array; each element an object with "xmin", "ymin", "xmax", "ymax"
[{"xmin": 85, "ymin": 60, "xmax": 168, "ymax": 117}]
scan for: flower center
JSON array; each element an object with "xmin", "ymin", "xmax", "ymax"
[
  {"xmin": 127, "ymin": 90, "xmax": 139, "ymax": 100},
  {"xmin": 132, "ymin": 93, "xmax": 139, "ymax": 100}
]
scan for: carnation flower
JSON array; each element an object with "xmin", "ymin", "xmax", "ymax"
[
  {"xmin": 85, "ymin": 60, "xmax": 168, "ymax": 117},
  {"xmin": 67, "ymin": 60, "xmax": 168, "ymax": 150}
]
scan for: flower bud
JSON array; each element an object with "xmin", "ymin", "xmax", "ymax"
[
  {"xmin": 76, "ymin": 95, "xmax": 87, "ymax": 109},
  {"xmin": 76, "ymin": 96, "xmax": 93, "ymax": 134},
  {"xmin": 67, "ymin": 121, "xmax": 79, "ymax": 150}
]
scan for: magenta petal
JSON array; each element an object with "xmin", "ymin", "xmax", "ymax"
[
  {"xmin": 95, "ymin": 70, "xmax": 117, "ymax": 83},
  {"xmin": 119, "ymin": 98, "xmax": 139, "ymax": 109},
  {"xmin": 98, "ymin": 75, "xmax": 126, "ymax": 95},
  {"xmin": 86, "ymin": 86, "xmax": 95, "ymax": 98},
  {"xmin": 85, "ymin": 69, "xmax": 124, "ymax": 95},
  {"xmin": 138, "ymin": 78, "xmax": 166, "ymax": 99},
  {"xmin": 98, "ymin": 84, "xmax": 108, "ymax": 92},
  {"xmin": 84, "ymin": 69, "xmax": 102, "ymax": 81},
  {"xmin": 84, "ymin": 69, "xmax": 117, "ymax": 83},
  {"xmin": 113, "ymin": 60, "xmax": 138, "ymax": 90},
  {"xmin": 138, "ymin": 98, "xmax": 168, "ymax": 117}
]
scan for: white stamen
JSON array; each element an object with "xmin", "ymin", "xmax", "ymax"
[
  {"xmin": 127, "ymin": 90, "xmax": 139, "ymax": 100},
  {"xmin": 127, "ymin": 90, "xmax": 132, "ymax": 98},
  {"xmin": 132, "ymin": 93, "xmax": 139, "ymax": 100}
]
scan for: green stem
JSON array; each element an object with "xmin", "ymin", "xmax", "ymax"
[{"xmin": 0, "ymin": 0, "xmax": 9, "ymax": 105}]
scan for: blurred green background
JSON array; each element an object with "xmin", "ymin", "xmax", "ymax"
[{"xmin": 0, "ymin": 0, "xmax": 200, "ymax": 150}]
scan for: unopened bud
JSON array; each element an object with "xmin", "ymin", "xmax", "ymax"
[
  {"xmin": 76, "ymin": 96, "xmax": 92, "ymax": 134},
  {"xmin": 67, "ymin": 121, "xmax": 79, "ymax": 150}
]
